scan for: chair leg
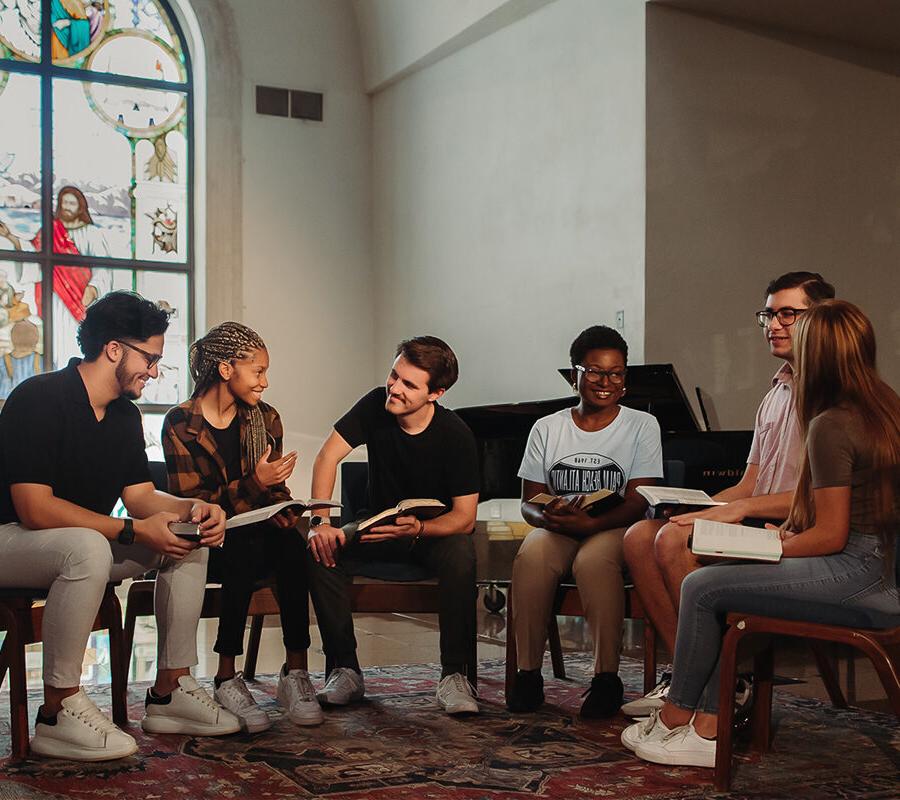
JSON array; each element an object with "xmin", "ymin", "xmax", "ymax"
[
  {"xmin": 243, "ymin": 615, "xmax": 264, "ymax": 681},
  {"xmin": 505, "ymin": 586, "xmax": 518, "ymax": 697},
  {"xmin": 548, "ymin": 616, "xmax": 566, "ymax": 679},
  {"xmin": 714, "ymin": 619, "xmax": 745, "ymax": 792},
  {"xmin": 1, "ymin": 602, "xmax": 30, "ymax": 760},
  {"xmin": 809, "ymin": 641, "xmax": 847, "ymax": 709},
  {"xmin": 100, "ymin": 590, "xmax": 128, "ymax": 727},
  {"xmin": 750, "ymin": 644, "xmax": 774, "ymax": 753}
]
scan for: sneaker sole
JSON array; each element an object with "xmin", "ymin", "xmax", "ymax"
[
  {"xmin": 277, "ymin": 688, "xmax": 325, "ymax": 726},
  {"xmin": 30, "ymin": 737, "xmax": 138, "ymax": 762},
  {"xmin": 316, "ymin": 693, "xmax": 363, "ymax": 706},
  {"xmin": 440, "ymin": 703, "xmax": 480, "ymax": 715},
  {"xmin": 141, "ymin": 716, "xmax": 241, "ymax": 736},
  {"xmin": 621, "ymin": 697, "xmax": 665, "ymax": 718},
  {"xmin": 240, "ymin": 716, "xmax": 273, "ymax": 734},
  {"xmin": 634, "ymin": 743, "xmax": 715, "ymax": 768}
]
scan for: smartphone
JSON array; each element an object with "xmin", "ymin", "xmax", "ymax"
[{"xmin": 169, "ymin": 521, "xmax": 202, "ymax": 542}]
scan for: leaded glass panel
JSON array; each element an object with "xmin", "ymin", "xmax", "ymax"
[
  {"xmin": 0, "ymin": 0, "xmax": 40, "ymax": 62},
  {"xmin": 0, "ymin": 260, "xmax": 42, "ymax": 399},
  {"xmin": 0, "ymin": 71, "xmax": 42, "ymax": 253},
  {"xmin": 53, "ymin": 76, "xmax": 188, "ymax": 262}
]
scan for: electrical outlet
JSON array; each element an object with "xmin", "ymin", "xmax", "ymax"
[{"xmin": 616, "ymin": 310, "xmax": 625, "ymax": 329}]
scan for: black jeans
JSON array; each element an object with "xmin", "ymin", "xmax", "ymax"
[
  {"xmin": 208, "ymin": 522, "xmax": 311, "ymax": 657},
  {"xmin": 307, "ymin": 524, "xmax": 477, "ymax": 677}
]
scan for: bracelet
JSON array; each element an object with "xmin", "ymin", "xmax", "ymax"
[{"xmin": 414, "ymin": 518, "xmax": 425, "ymax": 540}]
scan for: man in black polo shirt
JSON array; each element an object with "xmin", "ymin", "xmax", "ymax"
[
  {"xmin": 0, "ymin": 291, "xmax": 240, "ymax": 762},
  {"xmin": 307, "ymin": 336, "xmax": 480, "ymax": 714}
]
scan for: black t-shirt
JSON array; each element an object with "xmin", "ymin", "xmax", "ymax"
[
  {"xmin": 0, "ymin": 359, "xmax": 151, "ymax": 523},
  {"xmin": 335, "ymin": 387, "xmax": 480, "ymax": 515},
  {"xmin": 208, "ymin": 415, "xmax": 242, "ymax": 484}
]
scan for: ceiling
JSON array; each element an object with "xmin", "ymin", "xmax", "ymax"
[{"xmin": 652, "ymin": 0, "xmax": 900, "ymax": 54}]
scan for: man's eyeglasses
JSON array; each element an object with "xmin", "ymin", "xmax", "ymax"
[
  {"xmin": 574, "ymin": 364, "xmax": 626, "ymax": 385},
  {"xmin": 117, "ymin": 340, "xmax": 163, "ymax": 369},
  {"xmin": 755, "ymin": 308, "xmax": 806, "ymax": 328}
]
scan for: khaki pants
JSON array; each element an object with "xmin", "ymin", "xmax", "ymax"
[
  {"xmin": 511, "ymin": 527, "xmax": 626, "ymax": 674},
  {"xmin": 0, "ymin": 523, "xmax": 208, "ymax": 688}
]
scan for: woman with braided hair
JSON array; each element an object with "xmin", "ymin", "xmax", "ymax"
[{"xmin": 162, "ymin": 321, "xmax": 323, "ymax": 732}]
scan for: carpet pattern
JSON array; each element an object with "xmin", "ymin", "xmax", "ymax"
[{"xmin": 1, "ymin": 656, "xmax": 898, "ymax": 799}]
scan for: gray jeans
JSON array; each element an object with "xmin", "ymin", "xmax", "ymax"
[
  {"xmin": 0, "ymin": 523, "xmax": 208, "ymax": 688},
  {"xmin": 668, "ymin": 533, "xmax": 898, "ymax": 713}
]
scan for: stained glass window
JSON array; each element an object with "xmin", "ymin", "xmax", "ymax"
[{"xmin": 0, "ymin": 0, "xmax": 192, "ymax": 418}]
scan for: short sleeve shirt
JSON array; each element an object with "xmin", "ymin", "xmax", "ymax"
[
  {"xmin": 808, "ymin": 407, "xmax": 882, "ymax": 538},
  {"xmin": 0, "ymin": 358, "xmax": 151, "ymax": 523},
  {"xmin": 334, "ymin": 387, "xmax": 480, "ymax": 514},
  {"xmin": 517, "ymin": 405, "xmax": 663, "ymax": 496},
  {"xmin": 747, "ymin": 363, "xmax": 803, "ymax": 496}
]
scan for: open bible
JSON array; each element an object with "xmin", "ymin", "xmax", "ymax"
[
  {"xmin": 528, "ymin": 488, "xmax": 623, "ymax": 516},
  {"xmin": 636, "ymin": 486, "xmax": 727, "ymax": 508},
  {"xmin": 690, "ymin": 518, "xmax": 783, "ymax": 562},
  {"xmin": 170, "ymin": 499, "xmax": 341, "ymax": 541},
  {"xmin": 357, "ymin": 499, "xmax": 447, "ymax": 533}
]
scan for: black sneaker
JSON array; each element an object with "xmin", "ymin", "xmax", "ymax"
[
  {"xmin": 506, "ymin": 670, "xmax": 545, "ymax": 712},
  {"xmin": 580, "ymin": 672, "xmax": 624, "ymax": 719}
]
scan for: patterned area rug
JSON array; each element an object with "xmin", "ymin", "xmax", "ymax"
[{"xmin": 1, "ymin": 656, "xmax": 898, "ymax": 799}]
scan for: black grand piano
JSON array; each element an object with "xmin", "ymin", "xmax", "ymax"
[{"xmin": 454, "ymin": 363, "xmax": 753, "ymax": 503}]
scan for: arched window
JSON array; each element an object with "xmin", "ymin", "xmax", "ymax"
[{"xmin": 0, "ymin": 0, "xmax": 193, "ymax": 449}]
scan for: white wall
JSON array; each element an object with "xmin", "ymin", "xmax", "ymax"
[
  {"xmin": 369, "ymin": 0, "xmax": 647, "ymax": 409},
  {"xmin": 645, "ymin": 6, "xmax": 900, "ymax": 429},
  {"xmin": 220, "ymin": 0, "xmax": 374, "ymax": 493}
]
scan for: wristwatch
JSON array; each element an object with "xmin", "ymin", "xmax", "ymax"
[
  {"xmin": 118, "ymin": 518, "xmax": 136, "ymax": 545},
  {"xmin": 309, "ymin": 515, "xmax": 327, "ymax": 530}
]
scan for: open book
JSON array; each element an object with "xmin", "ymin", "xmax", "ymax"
[
  {"xmin": 170, "ymin": 499, "xmax": 340, "ymax": 540},
  {"xmin": 636, "ymin": 486, "xmax": 727, "ymax": 508},
  {"xmin": 528, "ymin": 488, "xmax": 622, "ymax": 516},
  {"xmin": 690, "ymin": 518, "xmax": 782, "ymax": 562},
  {"xmin": 357, "ymin": 499, "xmax": 447, "ymax": 533}
]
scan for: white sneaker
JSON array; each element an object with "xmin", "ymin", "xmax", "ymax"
[
  {"xmin": 621, "ymin": 670, "xmax": 671, "ymax": 718},
  {"xmin": 634, "ymin": 720, "xmax": 717, "ymax": 768},
  {"xmin": 30, "ymin": 689, "xmax": 137, "ymax": 762},
  {"xmin": 142, "ymin": 674, "xmax": 241, "ymax": 736},
  {"xmin": 435, "ymin": 673, "xmax": 479, "ymax": 715},
  {"xmin": 277, "ymin": 668, "xmax": 324, "ymax": 725},
  {"xmin": 316, "ymin": 667, "xmax": 365, "ymax": 706},
  {"xmin": 621, "ymin": 707, "xmax": 673, "ymax": 752},
  {"xmin": 214, "ymin": 673, "xmax": 272, "ymax": 733}
]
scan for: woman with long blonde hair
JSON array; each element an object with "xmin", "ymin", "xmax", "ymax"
[{"xmin": 624, "ymin": 300, "xmax": 899, "ymax": 768}]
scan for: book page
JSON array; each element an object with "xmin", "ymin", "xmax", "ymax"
[
  {"xmin": 637, "ymin": 486, "xmax": 726, "ymax": 506},
  {"xmin": 691, "ymin": 518, "xmax": 782, "ymax": 561},
  {"xmin": 226, "ymin": 499, "xmax": 340, "ymax": 530}
]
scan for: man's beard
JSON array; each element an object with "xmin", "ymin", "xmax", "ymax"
[{"xmin": 115, "ymin": 359, "xmax": 143, "ymax": 400}]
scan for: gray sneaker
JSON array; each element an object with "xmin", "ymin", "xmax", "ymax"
[
  {"xmin": 621, "ymin": 670, "xmax": 671, "ymax": 718},
  {"xmin": 435, "ymin": 673, "xmax": 479, "ymax": 715},
  {"xmin": 214, "ymin": 673, "xmax": 271, "ymax": 733},
  {"xmin": 277, "ymin": 668, "xmax": 324, "ymax": 725},
  {"xmin": 316, "ymin": 667, "xmax": 364, "ymax": 706}
]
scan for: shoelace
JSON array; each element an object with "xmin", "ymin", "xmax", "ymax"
[
  {"xmin": 639, "ymin": 708, "xmax": 662, "ymax": 735},
  {"xmin": 444, "ymin": 674, "xmax": 478, "ymax": 698},
  {"xmin": 184, "ymin": 684, "xmax": 221, "ymax": 711},
  {"xmin": 220, "ymin": 677, "xmax": 256, "ymax": 708},
  {"xmin": 71, "ymin": 701, "xmax": 118, "ymax": 734},
  {"xmin": 288, "ymin": 673, "xmax": 317, "ymax": 701}
]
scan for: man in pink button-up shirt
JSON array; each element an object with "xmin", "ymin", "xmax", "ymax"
[{"xmin": 620, "ymin": 272, "xmax": 835, "ymax": 717}]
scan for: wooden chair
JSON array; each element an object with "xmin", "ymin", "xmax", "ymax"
[
  {"xmin": 713, "ymin": 548, "xmax": 900, "ymax": 790},
  {"xmin": 504, "ymin": 580, "xmax": 658, "ymax": 698},
  {"xmin": 0, "ymin": 585, "xmax": 128, "ymax": 760}
]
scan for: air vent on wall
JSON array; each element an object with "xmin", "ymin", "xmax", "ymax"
[{"xmin": 256, "ymin": 86, "xmax": 323, "ymax": 121}]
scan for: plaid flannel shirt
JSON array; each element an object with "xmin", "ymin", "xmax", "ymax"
[{"xmin": 161, "ymin": 396, "xmax": 291, "ymax": 517}]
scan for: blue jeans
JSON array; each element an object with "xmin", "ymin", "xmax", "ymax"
[{"xmin": 668, "ymin": 534, "xmax": 899, "ymax": 714}]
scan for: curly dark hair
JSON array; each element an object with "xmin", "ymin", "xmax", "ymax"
[
  {"xmin": 569, "ymin": 325, "xmax": 628, "ymax": 366},
  {"xmin": 77, "ymin": 291, "xmax": 171, "ymax": 361}
]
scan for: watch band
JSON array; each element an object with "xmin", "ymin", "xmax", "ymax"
[{"xmin": 118, "ymin": 517, "xmax": 135, "ymax": 546}]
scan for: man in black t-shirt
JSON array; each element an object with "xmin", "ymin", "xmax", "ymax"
[
  {"xmin": 0, "ymin": 292, "xmax": 240, "ymax": 762},
  {"xmin": 307, "ymin": 336, "xmax": 481, "ymax": 714}
]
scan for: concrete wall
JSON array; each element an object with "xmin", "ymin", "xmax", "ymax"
[
  {"xmin": 645, "ymin": 5, "xmax": 900, "ymax": 429},
  {"xmin": 369, "ymin": 0, "xmax": 648, "ymax": 409}
]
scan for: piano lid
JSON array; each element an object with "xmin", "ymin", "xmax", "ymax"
[{"xmin": 555, "ymin": 363, "xmax": 700, "ymax": 433}]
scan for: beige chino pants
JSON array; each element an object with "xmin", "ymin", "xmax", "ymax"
[
  {"xmin": 0, "ymin": 523, "xmax": 208, "ymax": 688},
  {"xmin": 511, "ymin": 527, "xmax": 626, "ymax": 674}
]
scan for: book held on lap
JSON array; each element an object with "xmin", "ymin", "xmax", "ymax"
[
  {"xmin": 690, "ymin": 518, "xmax": 783, "ymax": 562},
  {"xmin": 169, "ymin": 499, "xmax": 340, "ymax": 540},
  {"xmin": 636, "ymin": 486, "xmax": 727, "ymax": 508},
  {"xmin": 357, "ymin": 499, "xmax": 447, "ymax": 532},
  {"xmin": 528, "ymin": 489, "xmax": 622, "ymax": 516}
]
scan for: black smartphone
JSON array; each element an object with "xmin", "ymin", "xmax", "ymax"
[{"xmin": 169, "ymin": 521, "xmax": 202, "ymax": 542}]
